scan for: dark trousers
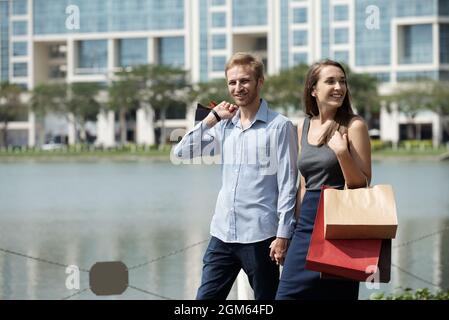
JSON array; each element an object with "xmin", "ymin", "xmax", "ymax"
[{"xmin": 196, "ymin": 236, "xmax": 279, "ymax": 300}]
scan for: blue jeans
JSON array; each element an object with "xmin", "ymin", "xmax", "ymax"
[{"xmin": 196, "ymin": 236, "xmax": 279, "ymax": 300}]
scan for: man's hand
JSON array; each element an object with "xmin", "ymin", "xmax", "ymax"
[
  {"xmin": 214, "ymin": 101, "xmax": 238, "ymax": 120},
  {"xmin": 204, "ymin": 101, "xmax": 238, "ymax": 128},
  {"xmin": 269, "ymin": 237, "xmax": 289, "ymax": 266}
]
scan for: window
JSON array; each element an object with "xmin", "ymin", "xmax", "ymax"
[
  {"xmin": 334, "ymin": 51, "xmax": 349, "ymax": 64},
  {"xmin": 13, "ymin": 42, "xmax": 27, "ymax": 56},
  {"xmin": 293, "ymin": 8, "xmax": 307, "ymax": 24},
  {"xmin": 334, "ymin": 28, "xmax": 349, "ymax": 44},
  {"xmin": 293, "ymin": 30, "xmax": 307, "ymax": 46},
  {"xmin": 12, "ymin": 21, "xmax": 27, "ymax": 35},
  {"xmin": 159, "ymin": 37, "xmax": 185, "ymax": 67},
  {"xmin": 212, "ymin": 34, "xmax": 226, "ymax": 50},
  {"xmin": 400, "ymin": 24, "xmax": 433, "ymax": 64},
  {"xmin": 211, "ymin": 0, "xmax": 226, "ymax": 5},
  {"xmin": 293, "ymin": 53, "xmax": 308, "ymax": 65},
  {"xmin": 77, "ymin": 40, "xmax": 108, "ymax": 74},
  {"xmin": 212, "ymin": 12, "xmax": 226, "ymax": 28},
  {"xmin": 334, "ymin": 5, "xmax": 348, "ymax": 21},
  {"xmin": 13, "ymin": 0, "xmax": 27, "ymax": 15},
  {"xmin": 13, "ymin": 63, "xmax": 28, "ymax": 77},
  {"xmin": 212, "ymin": 56, "xmax": 226, "ymax": 72},
  {"xmin": 119, "ymin": 38, "xmax": 148, "ymax": 67}
]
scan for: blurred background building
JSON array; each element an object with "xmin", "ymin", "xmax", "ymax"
[{"xmin": 0, "ymin": 0, "xmax": 448, "ymax": 147}]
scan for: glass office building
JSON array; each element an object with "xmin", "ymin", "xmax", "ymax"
[
  {"xmin": 1, "ymin": 0, "xmax": 448, "ymax": 88},
  {"xmin": 0, "ymin": 0, "xmax": 448, "ymax": 146}
]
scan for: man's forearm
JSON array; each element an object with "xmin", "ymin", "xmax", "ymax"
[{"xmin": 203, "ymin": 112, "xmax": 220, "ymax": 128}]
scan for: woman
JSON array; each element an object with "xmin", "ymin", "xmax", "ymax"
[{"xmin": 275, "ymin": 60, "xmax": 371, "ymax": 300}]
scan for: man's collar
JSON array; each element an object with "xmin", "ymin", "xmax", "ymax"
[{"xmin": 231, "ymin": 99, "xmax": 268, "ymax": 126}]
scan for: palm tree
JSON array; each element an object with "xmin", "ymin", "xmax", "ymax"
[{"xmin": 0, "ymin": 82, "xmax": 25, "ymax": 147}]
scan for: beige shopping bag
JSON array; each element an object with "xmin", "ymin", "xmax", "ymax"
[{"xmin": 323, "ymin": 185, "xmax": 398, "ymax": 239}]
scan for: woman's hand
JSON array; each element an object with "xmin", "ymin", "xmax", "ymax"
[
  {"xmin": 328, "ymin": 130, "xmax": 349, "ymax": 156},
  {"xmin": 269, "ymin": 237, "xmax": 289, "ymax": 266}
]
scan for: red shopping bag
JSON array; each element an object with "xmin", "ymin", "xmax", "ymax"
[{"xmin": 305, "ymin": 186, "xmax": 390, "ymax": 282}]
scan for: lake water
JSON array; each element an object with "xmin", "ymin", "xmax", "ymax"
[{"xmin": 0, "ymin": 159, "xmax": 448, "ymax": 300}]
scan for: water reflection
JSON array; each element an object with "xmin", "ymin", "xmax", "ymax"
[{"xmin": 0, "ymin": 160, "xmax": 448, "ymax": 299}]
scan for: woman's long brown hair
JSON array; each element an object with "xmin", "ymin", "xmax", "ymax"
[{"xmin": 303, "ymin": 59, "xmax": 355, "ymax": 145}]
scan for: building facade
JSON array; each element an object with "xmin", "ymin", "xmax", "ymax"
[{"xmin": 1, "ymin": 0, "xmax": 448, "ymax": 146}]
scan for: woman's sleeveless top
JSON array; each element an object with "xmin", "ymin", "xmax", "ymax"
[{"xmin": 298, "ymin": 117, "xmax": 345, "ymax": 190}]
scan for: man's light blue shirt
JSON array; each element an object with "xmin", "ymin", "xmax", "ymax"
[{"xmin": 174, "ymin": 99, "xmax": 298, "ymax": 243}]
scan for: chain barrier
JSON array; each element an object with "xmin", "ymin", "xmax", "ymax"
[{"xmin": 1, "ymin": 226, "xmax": 448, "ymax": 299}]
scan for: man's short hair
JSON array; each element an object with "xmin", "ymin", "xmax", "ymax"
[{"xmin": 225, "ymin": 52, "xmax": 265, "ymax": 81}]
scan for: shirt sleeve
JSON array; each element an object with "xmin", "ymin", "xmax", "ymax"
[
  {"xmin": 173, "ymin": 120, "xmax": 221, "ymax": 160},
  {"xmin": 275, "ymin": 120, "xmax": 299, "ymax": 239}
]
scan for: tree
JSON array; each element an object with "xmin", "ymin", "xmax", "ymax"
[
  {"xmin": 188, "ymin": 78, "xmax": 230, "ymax": 106},
  {"xmin": 31, "ymin": 82, "xmax": 102, "ymax": 144},
  {"xmin": 30, "ymin": 83, "xmax": 67, "ymax": 117},
  {"xmin": 108, "ymin": 69, "xmax": 140, "ymax": 145},
  {"xmin": 264, "ymin": 64, "xmax": 308, "ymax": 114},
  {"xmin": 386, "ymin": 82, "xmax": 433, "ymax": 140},
  {"xmin": 345, "ymin": 69, "xmax": 380, "ymax": 129},
  {"xmin": 68, "ymin": 82, "xmax": 102, "ymax": 143},
  {"xmin": 0, "ymin": 82, "xmax": 26, "ymax": 147},
  {"xmin": 133, "ymin": 64, "xmax": 189, "ymax": 146}
]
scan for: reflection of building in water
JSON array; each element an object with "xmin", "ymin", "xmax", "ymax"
[
  {"xmin": 0, "ymin": 251, "xmax": 13, "ymax": 299},
  {"xmin": 434, "ymin": 217, "xmax": 449, "ymax": 290},
  {"xmin": 394, "ymin": 218, "xmax": 449, "ymax": 292},
  {"xmin": 182, "ymin": 225, "xmax": 204, "ymax": 299}
]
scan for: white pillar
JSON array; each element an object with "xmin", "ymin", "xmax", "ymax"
[
  {"xmin": 433, "ymin": 114, "xmax": 442, "ymax": 148},
  {"xmin": 185, "ymin": 102, "xmax": 196, "ymax": 131},
  {"xmin": 67, "ymin": 113, "xmax": 76, "ymax": 145},
  {"xmin": 28, "ymin": 110, "xmax": 35, "ymax": 147},
  {"xmin": 136, "ymin": 104, "xmax": 155, "ymax": 145},
  {"xmin": 96, "ymin": 110, "xmax": 115, "ymax": 147}
]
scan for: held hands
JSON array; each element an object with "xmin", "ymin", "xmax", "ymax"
[
  {"xmin": 328, "ymin": 130, "xmax": 349, "ymax": 156},
  {"xmin": 269, "ymin": 237, "xmax": 289, "ymax": 266}
]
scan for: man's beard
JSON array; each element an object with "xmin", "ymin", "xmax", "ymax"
[{"xmin": 233, "ymin": 87, "xmax": 258, "ymax": 107}]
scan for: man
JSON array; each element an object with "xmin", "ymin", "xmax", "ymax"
[{"xmin": 174, "ymin": 52, "xmax": 298, "ymax": 300}]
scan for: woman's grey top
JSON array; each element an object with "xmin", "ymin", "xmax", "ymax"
[{"xmin": 298, "ymin": 117, "xmax": 345, "ymax": 191}]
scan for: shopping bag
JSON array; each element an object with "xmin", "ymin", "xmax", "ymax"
[
  {"xmin": 321, "ymin": 239, "xmax": 391, "ymax": 283},
  {"xmin": 324, "ymin": 185, "xmax": 398, "ymax": 239},
  {"xmin": 305, "ymin": 186, "xmax": 391, "ymax": 282},
  {"xmin": 194, "ymin": 103, "xmax": 211, "ymax": 125}
]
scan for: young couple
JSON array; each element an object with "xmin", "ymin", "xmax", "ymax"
[{"xmin": 174, "ymin": 52, "xmax": 371, "ymax": 300}]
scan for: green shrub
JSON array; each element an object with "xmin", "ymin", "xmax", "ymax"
[
  {"xmin": 400, "ymin": 140, "xmax": 433, "ymax": 150},
  {"xmin": 370, "ymin": 288, "xmax": 449, "ymax": 300},
  {"xmin": 371, "ymin": 139, "xmax": 392, "ymax": 151}
]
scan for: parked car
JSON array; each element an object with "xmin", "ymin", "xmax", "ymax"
[{"xmin": 41, "ymin": 142, "xmax": 65, "ymax": 151}]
